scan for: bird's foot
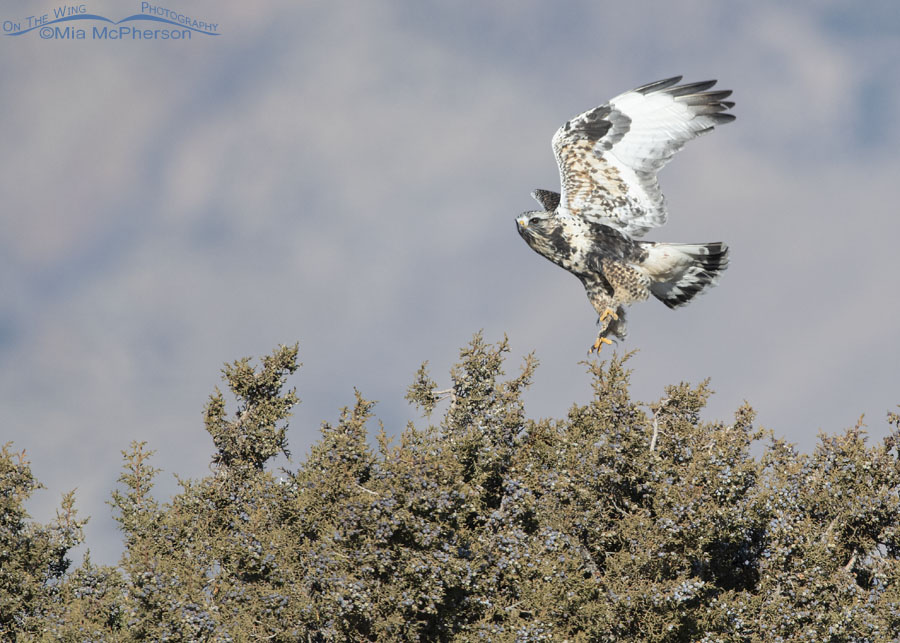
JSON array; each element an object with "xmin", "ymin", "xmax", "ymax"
[
  {"xmin": 589, "ymin": 336, "xmax": 613, "ymax": 354},
  {"xmin": 598, "ymin": 308, "xmax": 619, "ymax": 323}
]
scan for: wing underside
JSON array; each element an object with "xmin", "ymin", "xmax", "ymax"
[{"xmin": 552, "ymin": 76, "xmax": 735, "ymax": 237}]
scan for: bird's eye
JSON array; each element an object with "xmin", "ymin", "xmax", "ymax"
[{"xmin": 528, "ymin": 217, "xmax": 542, "ymax": 226}]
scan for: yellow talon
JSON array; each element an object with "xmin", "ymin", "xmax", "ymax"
[
  {"xmin": 598, "ymin": 308, "xmax": 619, "ymax": 323},
  {"xmin": 589, "ymin": 336, "xmax": 613, "ymax": 354}
]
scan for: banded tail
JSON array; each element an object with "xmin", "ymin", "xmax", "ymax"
[{"xmin": 637, "ymin": 242, "xmax": 729, "ymax": 309}]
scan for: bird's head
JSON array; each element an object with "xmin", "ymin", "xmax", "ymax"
[
  {"xmin": 515, "ymin": 207, "xmax": 565, "ymax": 264},
  {"xmin": 515, "ymin": 209, "xmax": 552, "ymax": 238}
]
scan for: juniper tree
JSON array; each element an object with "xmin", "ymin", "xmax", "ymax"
[
  {"xmin": 0, "ymin": 445, "xmax": 93, "ymax": 639},
  {"xmin": 3, "ymin": 336, "xmax": 900, "ymax": 641}
]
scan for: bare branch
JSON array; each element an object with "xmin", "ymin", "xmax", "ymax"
[
  {"xmin": 355, "ymin": 483, "xmax": 379, "ymax": 496},
  {"xmin": 649, "ymin": 398, "xmax": 670, "ymax": 452},
  {"xmin": 432, "ymin": 388, "xmax": 456, "ymax": 404}
]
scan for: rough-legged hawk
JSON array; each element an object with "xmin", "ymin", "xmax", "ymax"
[{"xmin": 516, "ymin": 76, "xmax": 734, "ymax": 352}]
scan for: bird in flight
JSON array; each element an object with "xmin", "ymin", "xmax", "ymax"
[{"xmin": 515, "ymin": 76, "xmax": 734, "ymax": 353}]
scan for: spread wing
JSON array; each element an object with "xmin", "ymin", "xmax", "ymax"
[{"xmin": 552, "ymin": 76, "xmax": 735, "ymax": 237}]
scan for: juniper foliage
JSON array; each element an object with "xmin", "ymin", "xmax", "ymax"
[{"xmin": 2, "ymin": 336, "xmax": 900, "ymax": 641}]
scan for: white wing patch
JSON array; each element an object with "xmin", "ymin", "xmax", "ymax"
[{"xmin": 552, "ymin": 76, "xmax": 735, "ymax": 238}]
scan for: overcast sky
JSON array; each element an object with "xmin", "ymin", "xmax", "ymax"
[{"xmin": 2, "ymin": 0, "xmax": 899, "ymax": 565}]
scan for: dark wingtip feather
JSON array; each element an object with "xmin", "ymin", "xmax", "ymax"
[
  {"xmin": 634, "ymin": 75, "xmax": 683, "ymax": 95},
  {"xmin": 634, "ymin": 78, "xmax": 736, "ymax": 121},
  {"xmin": 679, "ymin": 89, "xmax": 733, "ymax": 105},
  {"xmin": 693, "ymin": 105, "xmax": 730, "ymax": 116},
  {"xmin": 667, "ymin": 80, "xmax": 718, "ymax": 96}
]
